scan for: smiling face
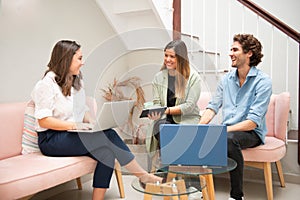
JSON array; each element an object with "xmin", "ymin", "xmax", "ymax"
[
  {"xmin": 229, "ymin": 41, "xmax": 252, "ymax": 68},
  {"xmin": 164, "ymin": 48, "xmax": 177, "ymax": 71},
  {"xmin": 69, "ymin": 48, "xmax": 84, "ymax": 75}
]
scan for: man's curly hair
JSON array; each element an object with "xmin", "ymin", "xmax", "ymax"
[{"xmin": 233, "ymin": 34, "xmax": 263, "ymax": 67}]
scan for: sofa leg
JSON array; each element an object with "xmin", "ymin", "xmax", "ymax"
[
  {"xmin": 263, "ymin": 162, "xmax": 273, "ymax": 200},
  {"xmin": 76, "ymin": 177, "xmax": 83, "ymax": 190},
  {"xmin": 275, "ymin": 161, "xmax": 285, "ymax": 187},
  {"xmin": 115, "ymin": 161, "xmax": 125, "ymax": 198}
]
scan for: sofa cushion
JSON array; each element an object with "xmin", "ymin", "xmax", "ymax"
[
  {"xmin": 22, "ymin": 100, "xmax": 40, "ymax": 154},
  {"xmin": 242, "ymin": 136, "xmax": 286, "ymax": 162},
  {"xmin": 0, "ymin": 102, "xmax": 26, "ymax": 160},
  {"xmin": 0, "ymin": 152, "xmax": 96, "ymax": 199}
]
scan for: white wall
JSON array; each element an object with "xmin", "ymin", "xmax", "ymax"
[
  {"xmin": 253, "ymin": 0, "xmax": 300, "ymax": 32},
  {"xmin": 0, "ymin": 0, "xmax": 116, "ymax": 102}
]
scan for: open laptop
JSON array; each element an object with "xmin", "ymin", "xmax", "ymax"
[
  {"xmin": 69, "ymin": 100, "xmax": 135, "ymax": 132},
  {"xmin": 159, "ymin": 124, "xmax": 227, "ymax": 166}
]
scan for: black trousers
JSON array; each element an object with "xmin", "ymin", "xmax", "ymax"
[
  {"xmin": 153, "ymin": 117, "xmax": 176, "ymax": 149},
  {"xmin": 227, "ymin": 131, "xmax": 261, "ymax": 199}
]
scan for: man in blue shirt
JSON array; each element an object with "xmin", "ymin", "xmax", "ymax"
[{"xmin": 199, "ymin": 34, "xmax": 272, "ymax": 200}]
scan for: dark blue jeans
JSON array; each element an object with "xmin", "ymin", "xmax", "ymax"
[
  {"xmin": 38, "ymin": 129, "xmax": 134, "ymax": 188},
  {"xmin": 227, "ymin": 131, "xmax": 261, "ymax": 199}
]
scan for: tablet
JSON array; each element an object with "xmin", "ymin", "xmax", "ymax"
[{"xmin": 139, "ymin": 106, "xmax": 167, "ymax": 118}]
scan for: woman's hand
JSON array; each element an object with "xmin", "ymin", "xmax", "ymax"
[
  {"xmin": 147, "ymin": 112, "xmax": 161, "ymax": 121},
  {"xmin": 38, "ymin": 117, "xmax": 93, "ymax": 131},
  {"xmin": 73, "ymin": 122, "xmax": 94, "ymax": 130}
]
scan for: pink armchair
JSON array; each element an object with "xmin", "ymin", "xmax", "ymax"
[{"xmin": 242, "ymin": 92, "xmax": 290, "ymax": 200}]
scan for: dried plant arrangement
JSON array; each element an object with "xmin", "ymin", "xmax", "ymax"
[{"xmin": 101, "ymin": 76, "xmax": 147, "ymax": 144}]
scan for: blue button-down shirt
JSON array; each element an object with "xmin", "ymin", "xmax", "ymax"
[{"xmin": 207, "ymin": 67, "xmax": 272, "ymax": 143}]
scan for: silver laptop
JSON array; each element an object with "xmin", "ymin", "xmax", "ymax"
[{"xmin": 69, "ymin": 100, "xmax": 135, "ymax": 132}]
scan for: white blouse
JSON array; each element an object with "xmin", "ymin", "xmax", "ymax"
[{"xmin": 31, "ymin": 71, "xmax": 87, "ymax": 131}]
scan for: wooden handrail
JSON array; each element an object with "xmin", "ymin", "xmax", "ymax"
[
  {"xmin": 237, "ymin": 0, "xmax": 300, "ymax": 43},
  {"xmin": 173, "ymin": 0, "xmax": 181, "ymax": 40}
]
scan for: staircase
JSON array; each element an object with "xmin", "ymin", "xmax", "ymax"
[
  {"xmin": 94, "ymin": 0, "xmax": 224, "ymax": 93},
  {"xmin": 94, "ymin": 0, "xmax": 172, "ymax": 50}
]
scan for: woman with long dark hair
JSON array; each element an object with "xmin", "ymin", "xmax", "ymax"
[{"xmin": 31, "ymin": 40, "xmax": 162, "ymax": 200}]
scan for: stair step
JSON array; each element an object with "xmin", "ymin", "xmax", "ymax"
[{"xmin": 113, "ymin": 0, "xmax": 152, "ymax": 15}]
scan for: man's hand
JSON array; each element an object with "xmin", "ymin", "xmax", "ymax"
[
  {"xmin": 199, "ymin": 108, "xmax": 215, "ymax": 124},
  {"xmin": 226, "ymin": 119, "xmax": 257, "ymax": 132}
]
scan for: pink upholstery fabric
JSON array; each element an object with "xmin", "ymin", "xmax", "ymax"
[
  {"xmin": 273, "ymin": 92, "xmax": 290, "ymax": 140},
  {"xmin": 197, "ymin": 92, "xmax": 211, "ymax": 111},
  {"xmin": 0, "ymin": 98, "xmax": 99, "ymax": 199},
  {"xmin": 0, "ymin": 152, "xmax": 96, "ymax": 199},
  {"xmin": 243, "ymin": 92, "xmax": 290, "ymax": 162},
  {"xmin": 265, "ymin": 95, "xmax": 275, "ymax": 137},
  {"xmin": 242, "ymin": 137, "xmax": 286, "ymax": 162},
  {"xmin": 0, "ymin": 102, "xmax": 26, "ymax": 160}
]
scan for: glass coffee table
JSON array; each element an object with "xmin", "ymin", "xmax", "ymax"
[{"xmin": 132, "ymin": 158, "xmax": 237, "ymax": 200}]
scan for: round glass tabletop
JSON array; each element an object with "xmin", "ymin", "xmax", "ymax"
[
  {"xmin": 131, "ymin": 172, "xmax": 205, "ymax": 197},
  {"xmin": 155, "ymin": 158, "xmax": 237, "ymax": 176}
]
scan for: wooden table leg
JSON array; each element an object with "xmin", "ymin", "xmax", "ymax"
[
  {"xmin": 199, "ymin": 175, "xmax": 209, "ymax": 200},
  {"xmin": 144, "ymin": 183, "xmax": 159, "ymax": 200},
  {"xmin": 179, "ymin": 196, "xmax": 188, "ymax": 200},
  {"xmin": 144, "ymin": 193, "xmax": 153, "ymax": 200},
  {"xmin": 204, "ymin": 174, "xmax": 215, "ymax": 200},
  {"xmin": 166, "ymin": 172, "xmax": 177, "ymax": 182},
  {"xmin": 176, "ymin": 179, "xmax": 188, "ymax": 200}
]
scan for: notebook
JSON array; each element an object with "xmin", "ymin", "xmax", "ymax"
[
  {"xmin": 69, "ymin": 100, "xmax": 135, "ymax": 132},
  {"xmin": 159, "ymin": 124, "xmax": 227, "ymax": 166}
]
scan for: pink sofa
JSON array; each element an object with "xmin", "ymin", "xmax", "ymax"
[{"xmin": 0, "ymin": 102, "xmax": 98, "ymax": 199}]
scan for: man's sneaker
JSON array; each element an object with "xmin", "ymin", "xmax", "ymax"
[{"xmin": 228, "ymin": 197, "xmax": 244, "ymax": 200}]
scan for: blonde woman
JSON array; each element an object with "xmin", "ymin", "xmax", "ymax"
[{"xmin": 146, "ymin": 40, "xmax": 201, "ymax": 155}]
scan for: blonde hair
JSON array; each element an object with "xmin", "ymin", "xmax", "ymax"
[{"xmin": 160, "ymin": 40, "xmax": 190, "ymax": 99}]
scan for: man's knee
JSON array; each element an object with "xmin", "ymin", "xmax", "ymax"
[{"xmin": 227, "ymin": 134, "xmax": 240, "ymax": 154}]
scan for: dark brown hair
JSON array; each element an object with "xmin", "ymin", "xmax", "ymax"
[
  {"xmin": 160, "ymin": 40, "xmax": 190, "ymax": 99},
  {"xmin": 233, "ymin": 34, "xmax": 263, "ymax": 66},
  {"xmin": 45, "ymin": 40, "xmax": 82, "ymax": 96}
]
